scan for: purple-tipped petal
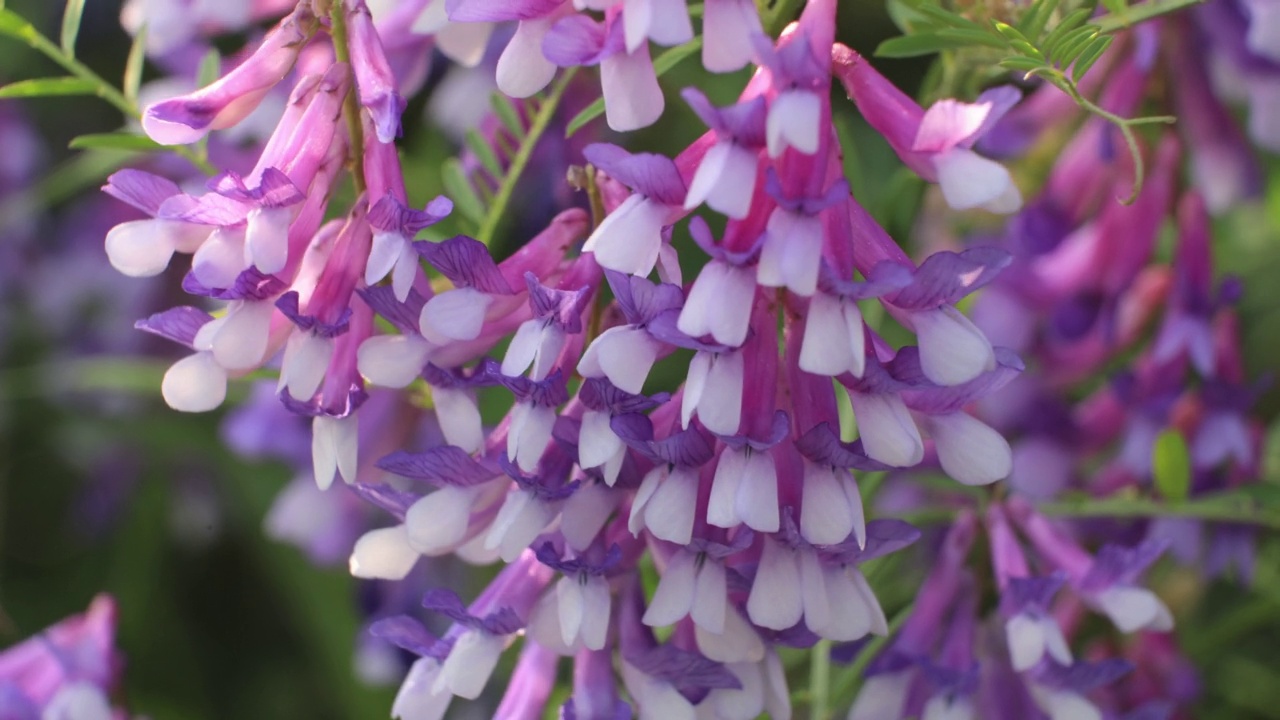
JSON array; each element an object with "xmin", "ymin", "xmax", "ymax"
[
  {"xmin": 357, "ymin": 286, "xmax": 428, "ymax": 335},
  {"xmin": 795, "ymin": 423, "xmax": 890, "ymax": 471},
  {"xmin": 1080, "ymin": 538, "xmax": 1170, "ymax": 592},
  {"xmin": 543, "ymin": 14, "xmax": 612, "ymax": 67},
  {"xmin": 817, "ymin": 260, "xmax": 914, "ymax": 300},
  {"xmin": 611, "ymin": 414, "xmax": 715, "ymax": 467},
  {"xmin": 415, "ymin": 236, "xmax": 513, "ymax": 294},
  {"xmin": 534, "ymin": 541, "xmax": 623, "ymax": 576},
  {"xmin": 350, "ymin": 483, "xmax": 419, "ymax": 521},
  {"xmin": 896, "ymin": 346, "xmax": 1024, "ymax": 414},
  {"xmin": 525, "ymin": 273, "xmax": 592, "ymax": 332},
  {"xmin": 377, "ymin": 446, "xmax": 499, "ymax": 487},
  {"xmin": 1035, "ymin": 658, "xmax": 1133, "ymax": 694},
  {"xmin": 627, "ymin": 645, "xmax": 742, "ymax": 701},
  {"xmin": 578, "ymin": 377, "xmax": 670, "ymax": 414},
  {"xmin": 584, "ymin": 144, "xmax": 687, "ymax": 205},
  {"xmin": 889, "ymin": 247, "xmax": 1012, "ymax": 310},
  {"xmin": 606, "ymin": 271, "xmax": 685, "ymax": 325},
  {"xmin": 134, "ymin": 306, "xmax": 215, "ymax": 349},
  {"xmin": 421, "ymin": 588, "xmax": 526, "ymax": 635},
  {"xmin": 822, "ymin": 519, "xmax": 921, "ymax": 561},
  {"xmin": 276, "ymin": 291, "xmax": 352, "ymax": 338},
  {"xmin": 103, "ymin": 169, "xmax": 183, "ymax": 215},
  {"xmin": 369, "ymin": 615, "xmax": 446, "ymax": 658}
]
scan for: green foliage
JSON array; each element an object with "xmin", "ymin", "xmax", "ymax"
[
  {"xmin": 0, "ymin": 76, "xmax": 96, "ymax": 97},
  {"xmin": 874, "ymin": 0, "xmax": 1191, "ymax": 202},
  {"xmin": 68, "ymin": 132, "xmax": 165, "ymax": 152},
  {"xmin": 565, "ymin": 38, "xmax": 703, "ymax": 137},
  {"xmin": 122, "ymin": 26, "xmax": 147, "ymax": 103},
  {"xmin": 1153, "ymin": 429, "xmax": 1192, "ymax": 501},
  {"xmin": 59, "ymin": 0, "xmax": 85, "ymax": 58}
]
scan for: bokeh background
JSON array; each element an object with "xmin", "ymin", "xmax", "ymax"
[{"xmin": 2, "ymin": 0, "xmax": 1279, "ymax": 718}]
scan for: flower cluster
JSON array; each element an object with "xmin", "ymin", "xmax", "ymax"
[{"xmin": 81, "ymin": 0, "xmax": 1276, "ymax": 717}]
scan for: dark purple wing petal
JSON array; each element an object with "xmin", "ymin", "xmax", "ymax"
[{"xmin": 134, "ymin": 306, "xmax": 215, "ymax": 349}]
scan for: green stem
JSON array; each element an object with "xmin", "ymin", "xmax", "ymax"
[
  {"xmin": 810, "ymin": 640, "xmax": 833, "ymax": 720},
  {"xmin": 1090, "ymin": 0, "xmax": 1206, "ymax": 33},
  {"xmin": 4, "ymin": 12, "xmax": 214, "ymax": 173},
  {"xmin": 327, "ymin": 2, "xmax": 367, "ymax": 194},
  {"xmin": 476, "ymin": 68, "xmax": 578, "ymax": 246}
]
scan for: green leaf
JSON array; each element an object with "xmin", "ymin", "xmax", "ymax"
[
  {"xmin": 1071, "ymin": 34, "xmax": 1112, "ymax": 80},
  {"xmin": 1152, "ymin": 429, "xmax": 1191, "ymax": 502},
  {"xmin": 0, "ymin": 8, "xmax": 37, "ymax": 40},
  {"xmin": 440, "ymin": 158, "xmax": 486, "ymax": 225},
  {"xmin": 875, "ymin": 28, "xmax": 1006, "ymax": 57},
  {"xmin": 565, "ymin": 38, "xmax": 702, "ymax": 137},
  {"xmin": 464, "ymin": 128, "xmax": 504, "ymax": 179},
  {"xmin": 196, "ymin": 47, "xmax": 221, "ymax": 88},
  {"xmin": 490, "ymin": 94, "xmax": 526, "ymax": 138},
  {"xmin": 0, "ymin": 76, "xmax": 96, "ymax": 97},
  {"xmin": 999, "ymin": 56, "xmax": 1048, "ymax": 74},
  {"xmin": 993, "ymin": 21, "xmax": 1044, "ymax": 59},
  {"xmin": 1041, "ymin": 8, "xmax": 1093, "ymax": 55},
  {"xmin": 69, "ymin": 132, "xmax": 164, "ymax": 152},
  {"xmin": 1051, "ymin": 27, "xmax": 1100, "ymax": 66},
  {"xmin": 60, "ymin": 0, "xmax": 85, "ymax": 58},
  {"xmin": 1100, "ymin": 0, "xmax": 1127, "ymax": 15},
  {"xmin": 123, "ymin": 25, "xmax": 147, "ymax": 103},
  {"xmin": 1016, "ymin": 0, "xmax": 1061, "ymax": 41},
  {"xmin": 915, "ymin": 3, "xmax": 984, "ymax": 29}
]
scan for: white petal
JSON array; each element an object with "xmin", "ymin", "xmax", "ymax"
[
  {"xmin": 801, "ymin": 463, "xmax": 856, "ymax": 545},
  {"xmin": 578, "ymin": 410, "xmax": 625, "ymax": 470},
  {"xmin": 437, "ymin": 630, "xmax": 505, "ymax": 699},
  {"xmin": 762, "ymin": 651, "xmax": 792, "ymax": 720},
  {"xmin": 647, "ymin": 0, "xmax": 694, "ymax": 46},
  {"xmin": 820, "ymin": 566, "xmax": 872, "ymax": 641},
  {"xmin": 391, "ymin": 659, "xmax": 452, "ymax": 720},
  {"xmin": 657, "ymin": 243, "xmax": 683, "ymax": 285},
  {"xmin": 701, "ymin": 0, "xmax": 759, "ymax": 72},
  {"xmin": 933, "ymin": 148, "xmax": 1015, "ymax": 211},
  {"xmin": 580, "ymin": 575, "xmax": 612, "ymax": 651},
  {"xmin": 357, "ymin": 334, "xmax": 432, "ymax": 388},
  {"xmin": 245, "ymin": 205, "xmax": 292, "ymax": 274},
  {"xmin": 366, "ymin": 230, "xmax": 404, "ymax": 286},
  {"xmin": 1042, "ymin": 616, "xmax": 1073, "ymax": 665},
  {"xmin": 696, "ymin": 350, "xmax": 744, "ymax": 435},
  {"xmin": 1006, "ymin": 613, "xmax": 1046, "ymax": 671},
  {"xmin": 502, "ymin": 319, "xmax": 544, "ymax": 377},
  {"xmin": 437, "ymin": 21, "xmax": 495, "ymax": 68},
  {"xmin": 419, "ymin": 288, "xmax": 492, "ymax": 344},
  {"xmin": 279, "ymin": 331, "xmax": 334, "ymax": 401},
  {"xmin": 562, "ymin": 480, "xmax": 618, "ymax": 551},
  {"xmin": 1029, "ymin": 687, "xmax": 1102, "ymax": 720},
  {"xmin": 211, "ymin": 300, "xmax": 274, "ymax": 370},
  {"xmin": 685, "ymin": 142, "xmax": 758, "ymax": 219},
  {"xmin": 710, "ymin": 662, "xmax": 765, "ymax": 720},
  {"xmin": 1093, "ymin": 586, "xmax": 1173, "ymax": 633},
  {"xmin": 191, "ymin": 226, "xmax": 247, "ymax": 288},
  {"xmin": 162, "ymin": 352, "xmax": 228, "ymax": 412},
  {"xmin": 595, "ymin": 326, "xmax": 659, "ymax": 393},
  {"xmin": 848, "ymin": 671, "xmax": 911, "ymax": 720},
  {"xmin": 800, "ymin": 293, "xmax": 865, "ymax": 377},
  {"xmin": 405, "ymin": 487, "xmax": 474, "ymax": 554},
  {"xmin": 644, "ymin": 467, "xmax": 697, "ymax": 544},
  {"xmin": 746, "ymin": 538, "xmax": 803, "ymax": 630},
  {"xmin": 691, "ymin": 557, "xmax": 727, "ymax": 634},
  {"xmin": 923, "ymin": 696, "xmax": 976, "ymax": 720},
  {"xmin": 926, "ymin": 412, "xmax": 1012, "ymax": 486},
  {"xmin": 528, "ymin": 590, "xmax": 577, "ymax": 656},
  {"xmin": 349, "ymin": 525, "xmax": 419, "ymax": 580},
  {"xmin": 43, "ymin": 682, "xmax": 113, "ymax": 720},
  {"xmin": 682, "ymin": 351, "xmax": 711, "ymax": 428},
  {"xmin": 849, "ymin": 391, "xmax": 924, "ymax": 467},
  {"xmin": 600, "ymin": 50, "xmax": 664, "ymax": 132},
  {"xmin": 392, "ymin": 241, "xmax": 420, "ymax": 302},
  {"xmin": 849, "ymin": 568, "xmax": 888, "ymax": 636},
  {"xmin": 623, "ymin": 0, "xmax": 653, "ymax": 53},
  {"xmin": 758, "ymin": 208, "xmax": 823, "ymax": 296},
  {"xmin": 912, "ymin": 305, "xmax": 996, "ymax": 386},
  {"xmin": 509, "ymin": 404, "xmax": 555, "ymax": 473},
  {"xmin": 798, "ymin": 548, "xmax": 831, "ymax": 634},
  {"xmin": 736, "ymin": 450, "xmax": 779, "ymax": 532},
  {"xmin": 696, "ymin": 606, "xmax": 765, "ymax": 663},
  {"xmin": 557, "ymin": 575, "xmax": 586, "ymax": 647},
  {"xmin": 583, "ymin": 194, "xmax": 667, "ymax": 276},
  {"xmin": 645, "ymin": 551, "xmax": 698, "ymax": 626},
  {"xmin": 105, "ymin": 219, "xmax": 177, "ymax": 277},
  {"xmin": 496, "ymin": 18, "xmax": 557, "ymax": 98},
  {"xmin": 766, "ymin": 90, "xmax": 821, "ymax": 157},
  {"xmin": 312, "ymin": 414, "xmax": 358, "ymax": 489},
  {"xmin": 708, "ymin": 448, "xmax": 746, "ymax": 528},
  {"xmin": 629, "ymin": 466, "xmax": 665, "ymax": 536},
  {"xmin": 433, "ymin": 387, "xmax": 484, "ymax": 453}
]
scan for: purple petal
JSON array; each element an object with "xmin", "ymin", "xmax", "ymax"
[
  {"xmin": 276, "ymin": 291, "xmax": 352, "ymax": 338},
  {"xmin": 357, "ymin": 286, "xmax": 428, "ymax": 334},
  {"xmin": 163, "ymin": 191, "xmax": 252, "ymax": 226},
  {"xmin": 543, "ymin": 14, "xmax": 611, "ymax": 67},
  {"xmin": 578, "ymin": 377, "xmax": 669, "ymax": 414},
  {"xmin": 211, "ymin": 168, "xmax": 305, "ymax": 208},
  {"xmin": 1080, "ymin": 538, "xmax": 1169, "ymax": 591},
  {"xmin": 627, "ymin": 645, "xmax": 742, "ymax": 698},
  {"xmin": 896, "ymin": 346, "xmax": 1024, "ymax": 414},
  {"xmin": 610, "ymin": 414, "xmax": 715, "ymax": 467},
  {"xmin": 765, "ymin": 171, "xmax": 848, "ymax": 214},
  {"xmin": 369, "ymin": 615, "xmax": 444, "ymax": 657},
  {"xmin": 525, "ymin": 273, "xmax": 592, "ymax": 332},
  {"xmin": 423, "ymin": 362, "xmax": 498, "ymax": 390},
  {"xmin": 448, "ymin": 0, "xmax": 567, "ymax": 20},
  {"xmin": 182, "ymin": 267, "xmax": 288, "ymax": 301},
  {"xmin": 1000, "ymin": 572, "xmax": 1066, "ymax": 616},
  {"xmin": 534, "ymin": 541, "xmax": 623, "ymax": 576},
  {"xmin": 369, "ymin": 194, "xmax": 452, "ymax": 235},
  {"xmin": 717, "ymin": 410, "xmax": 789, "ymax": 450},
  {"xmin": 606, "ymin": 271, "xmax": 685, "ymax": 325},
  {"xmin": 822, "ymin": 519, "xmax": 921, "ymax": 562},
  {"xmin": 645, "ymin": 310, "xmax": 729, "ymax": 352},
  {"xmin": 1035, "ymin": 658, "xmax": 1133, "ymax": 694},
  {"xmin": 415, "ymin": 236, "xmax": 513, "ymax": 294},
  {"xmin": 134, "ymin": 306, "xmax": 214, "ymax": 349},
  {"xmin": 584, "ymin": 144, "xmax": 687, "ymax": 205},
  {"xmin": 681, "ymin": 88, "xmax": 767, "ymax": 147},
  {"xmin": 687, "ymin": 529, "xmax": 754, "ymax": 559},
  {"xmin": 687, "ymin": 216, "xmax": 763, "ymax": 266},
  {"xmin": 913, "ymin": 86, "xmax": 1021, "ymax": 154},
  {"xmin": 377, "ymin": 446, "xmax": 499, "ymax": 487},
  {"xmin": 488, "ymin": 363, "xmax": 570, "ymax": 406},
  {"xmin": 795, "ymin": 423, "xmax": 890, "ymax": 471},
  {"xmin": 103, "ymin": 169, "xmax": 182, "ymax": 215},
  {"xmin": 817, "ymin": 260, "xmax": 914, "ymax": 300},
  {"xmin": 421, "ymin": 589, "xmax": 526, "ymax": 635},
  {"xmin": 497, "ymin": 454, "xmax": 581, "ymax": 501},
  {"xmin": 888, "ymin": 247, "xmax": 1012, "ymax": 310},
  {"xmin": 278, "ymin": 384, "xmax": 368, "ymax": 419},
  {"xmin": 350, "ymin": 482, "xmax": 419, "ymax": 521}
]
